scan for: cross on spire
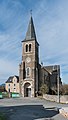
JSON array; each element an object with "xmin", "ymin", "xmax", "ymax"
[{"xmin": 30, "ymin": 9, "xmax": 32, "ymax": 16}]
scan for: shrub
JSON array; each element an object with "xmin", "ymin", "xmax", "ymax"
[{"xmin": 40, "ymin": 84, "xmax": 49, "ymax": 95}]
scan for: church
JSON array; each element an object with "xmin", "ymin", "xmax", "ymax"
[{"xmin": 19, "ymin": 15, "xmax": 62, "ymax": 97}]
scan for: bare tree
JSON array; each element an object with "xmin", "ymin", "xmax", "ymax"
[{"xmin": 62, "ymin": 84, "xmax": 68, "ymax": 95}]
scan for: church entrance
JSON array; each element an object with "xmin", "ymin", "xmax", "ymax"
[
  {"xmin": 26, "ymin": 88, "xmax": 31, "ymax": 97},
  {"xmin": 24, "ymin": 83, "xmax": 31, "ymax": 97}
]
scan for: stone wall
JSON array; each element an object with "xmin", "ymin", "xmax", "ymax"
[
  {"xmin": 60, "ymin": 95, "xmax": 68, "ymax": 103},
  {"xmin": 43, "ymin": 94, "xmax": 68, "ymax": 103}
]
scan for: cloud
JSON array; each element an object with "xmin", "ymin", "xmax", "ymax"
[
  {"xmin": 33, "ymin": 0, "xmax": 68, "ymax": 83},
  {"xmin": 0, "ymin": 0, "xmax": 68, "ymax": 84}
]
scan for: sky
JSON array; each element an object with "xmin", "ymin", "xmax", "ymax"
[{"xmin": 0, "ymin": 0, "xmax": 68, "ymax": 84}]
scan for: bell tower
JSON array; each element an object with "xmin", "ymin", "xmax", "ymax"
[{"xmin": 19, "ymin": 15, "xmax": 39, "ymax": 97}]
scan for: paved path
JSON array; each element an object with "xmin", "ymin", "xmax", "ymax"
[{"xmin": 0, "ymin": 97, "xmax": 68, "ymax": 120}]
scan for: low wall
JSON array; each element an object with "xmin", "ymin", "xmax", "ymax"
[{"xmin": 43, "ymin": 94, "xmax": 68, "ymax": 103}]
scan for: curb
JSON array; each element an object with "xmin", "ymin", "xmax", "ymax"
[{"xmin": 59, "ymin": 107, "xmax": 68, "ymax": 119}]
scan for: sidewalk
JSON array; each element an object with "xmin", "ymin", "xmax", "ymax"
[{"xmin": 59, "ymin": 107, "xmax": 68, "ymax": 119}]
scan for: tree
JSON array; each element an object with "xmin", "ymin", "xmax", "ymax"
[
  {"xmin": 51, "ymin": 84, "xmax": 63, "ymax": 95},
  {"xmin": 51, "ymin": 84, "xmax": 68, "ymax": 95},
  {"xmin": 51, "ymin": 86, "xmax": 57, "ymax": 95},
  {"xmin": 62, "ymin": 84, "xmax": 68, "ymax": 95},
  {"xmin": 40, "ymin": 84, "xmax": 49, "ymax": 95}
]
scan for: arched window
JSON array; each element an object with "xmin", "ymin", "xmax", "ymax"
[
  {"xmin": 27, "ymin": 68, "xmax": 30, "ymax": 76},
  {"xmin": 23, "ymin": 62, "xmax": 25, "ymax": 79},
  {"xmin": 29, "ymin": 44, "xmax": 31, "ymax": 52},
  {"xmin": 26, "ymin": 44, "xmax": 28, "ymax": 52},
  {"xmin": 26, "ymin": 67, "xmax": 31, "ymax": 77}
]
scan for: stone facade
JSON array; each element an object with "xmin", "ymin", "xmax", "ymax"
[
  {"xmin": 19, "ymin": 15, "xmax": 62, "ymax": 97},
  {"xmin": 41, "ymin": 65, "xmax": 62, "ymax": 93},
  {"xmin": 19, "ymin": 16, "xmax": 39, "ymax": 97},
  {"xmin": 43, "ymin": 94, "xmax": 68, "ymax": 103}
]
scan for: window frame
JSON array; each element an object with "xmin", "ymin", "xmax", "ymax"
[
  {"xmin": 25, "ymin": 43, "xmax": 32, "ymax": 53},
  {"xmin": 8, "ymin": 84, "xmax": 10, "ymax": 87},
  {"xmin": 14, "ymin": 84, "xmax": 16, "ymax": 86}
]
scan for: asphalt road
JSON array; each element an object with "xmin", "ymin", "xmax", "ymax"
[{"xmin": 0, "ymin": 97, "xmax": 68, "ymax": 120}]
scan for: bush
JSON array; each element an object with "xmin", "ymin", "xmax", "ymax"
[
  {"xmin": 40, "ymin": 84, "xmax": 49, "ymax": 95},
  {"xmin": 2, "ymin": 92, "xmax": 9, "ymax": 98}
]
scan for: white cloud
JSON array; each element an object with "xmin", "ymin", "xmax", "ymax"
[
  {"xmin": 33, "ymin": 0, "xmax": 68, "ymax": 84},
  {"xmin": 0, "ymin": 0, "xmax": 68, "ymax": 84}
]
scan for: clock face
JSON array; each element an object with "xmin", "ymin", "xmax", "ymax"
[{"xmin": 26, "ymin": 57, "xmax": 31, "ymax": 63}]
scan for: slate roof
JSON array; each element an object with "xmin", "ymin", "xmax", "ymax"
[
  {"xmin": 25, "ymin": 16, "xmax": 36, "ymax": 40},
  {"xmin": 42, "ymin": 67, "xmax": 51, "ymax": 75},
  {"xmin": 44, "ymin": 65, "xmax": 60, "ymax": 74},
  {"xmin": 5, "ymin": 75, "xmax": 19, "ymax": 83}
]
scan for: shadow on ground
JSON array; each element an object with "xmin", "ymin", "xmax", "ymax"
[{"xmin": 0, "ymin": 105, "xmax": 59, "ymax": 120}]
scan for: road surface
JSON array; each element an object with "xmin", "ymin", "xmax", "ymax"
[{"xmin": 0, "ymin": 97, "xmax": 68, "ymax": 120}]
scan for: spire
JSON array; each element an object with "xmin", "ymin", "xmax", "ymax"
[{"xmin": 25, "ymin": 15, "xmax": 36, "ymax": 40}]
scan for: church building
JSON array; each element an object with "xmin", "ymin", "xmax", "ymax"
[{"xmin": 19, "ymin": 15, "xmax": 62, "ymax": 97}]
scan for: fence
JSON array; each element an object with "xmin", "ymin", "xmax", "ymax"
[{"xmin": 0, "ymin": 92, "xmax": 20, "ymax": 98}]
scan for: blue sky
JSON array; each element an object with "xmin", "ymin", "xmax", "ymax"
[{"xmin": 0, "ymin": 0, "xmax": 68, "ymax": 84}]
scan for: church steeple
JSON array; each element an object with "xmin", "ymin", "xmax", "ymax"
[
  {"xmin": 19, "ymin": 13, "xmax": 39, "ymax": 97},
  {"xmin": 25, "ymin": 16, "xmax": 36, "ymax": 40}
]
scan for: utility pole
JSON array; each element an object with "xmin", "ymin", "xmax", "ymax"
[{"xmin": 57, "ymin": 65, "xmax": 60, "ymax": 103}]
